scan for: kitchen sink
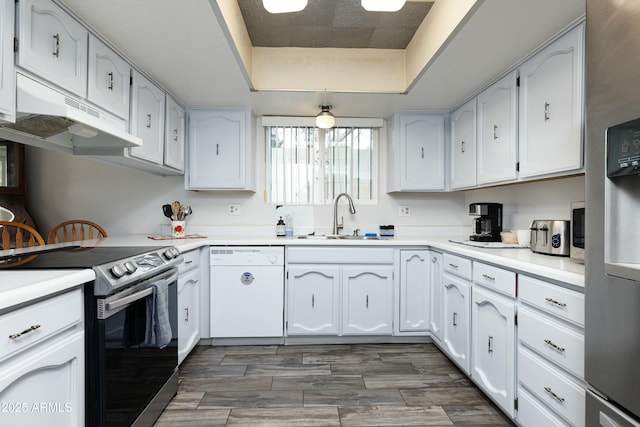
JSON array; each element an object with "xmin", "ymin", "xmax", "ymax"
[{"xmin": 297, "ymin": 234, "xmax": 380, "ymax": 240}]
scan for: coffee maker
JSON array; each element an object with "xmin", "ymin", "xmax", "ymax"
[{"xmin": 469, "ymin": 203, "xmax": 503, "ymax": 242}]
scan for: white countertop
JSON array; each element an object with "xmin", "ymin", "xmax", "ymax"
[{"xmin": 0, "ymin": 233, "xmax": 584, "ymax": 312}]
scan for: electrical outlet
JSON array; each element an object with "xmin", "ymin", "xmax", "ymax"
[
  {"xmin": 399, "ymin": 206, "xmax": 411, "ymax": 216},
  {"xmin": 228, "ymin": 204, "xmax": 240, "ymax": 215}
]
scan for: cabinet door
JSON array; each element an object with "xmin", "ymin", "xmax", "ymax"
[
  {"xmin": 130, "ymin": 70, "xmax": 165, "ymax": 164},
  {"xmin": 429, "ymin": 251, "xmax": 444, "ymax": 341},
  {"xmin": 187, "ymin": 109, "xmax": 249, "ymax": 189},
  {"xmin": 471, "ymin": 286, "xmax": 516, "ymax": 417},
  {"xmin": 398, "ymin": 114, "xmax": 445, "ymax": 190},
  {"xmin": 0, "ymin": 331, "xmax": 84, "ymax": 426},
  {"xmin": 178, "ymin": 267, "xmax": 200, "ymax": 365},
  {"xmin": 450, "ymin": 99, "xmax": 477, "ymax": 189},
  {"xmin": 342, "ymin": 266, "xmax": 394, "ymax": 335},
  {"xmin": 518, "ymin": 24, "xmax": 584, "ymax": 178},
  {"xmin": 477, "ymin": 71, "xmax": 518, "ymax": 185},
  {"xmin": 165, "ymin": 96, "xmax": 185, "ymax": 171},
  {"xmin": 0, "ymin": 0, "xmax": 14, "ymax": 120},
  {"xmin": 87, "ymin": 34, "xmax": 131, "ymax": 120},
  {"xmin": 17, "ymin": 0, "xmax": 88, "ymax": 97},
  {"xmin": 399, "ymin": 251, "xmax": 429, "ymax": 332},
  {"xmin": 287, "ymin": 266, "xmax": 340, "ymax": 335},
  {"xmin": 442, "ymin": 273, "xmax": 470, "ymax": 374}
]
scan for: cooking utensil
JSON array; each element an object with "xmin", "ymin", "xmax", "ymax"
[
  {"xmin": 171, "ymin": 201, "xmax": 181, "ymax": 221},
  {"xmin": 162, "ymin": 204, "xmax": 173, "ymax": 219}
]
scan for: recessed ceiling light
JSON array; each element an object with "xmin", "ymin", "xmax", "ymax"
[
  {"xmin": 361, "ymin": 0, "xmax": 406, "ymax": 12},
  {"xmin": 263, "ymin": 0, "xmax": 308, "ymax": 14}
]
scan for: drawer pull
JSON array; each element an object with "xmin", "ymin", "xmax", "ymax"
[
  {"xmin": 449, "ymin": 263, "xmax": 459, "ymax": 269},
  {"xmin": 545, "ymin": 297, "xmax": 567, "ymax": 308},
  {"xmin": 544, "ymin": 386, "xmax": 565, "ymax": 404},
  {"xmin": 482, "ymin": 273, "xmax": 495, "ymax": 281},
  {"xmin": 185, "ymin": 260, "xmax": 193, "ymax": 265},
  {"xmin": 544, "ymin": 339, "xmax": 566, "ymax": 353},
  {"xmin": 9, "ymin": 324, "xmax": 41, "ymax": 340}
]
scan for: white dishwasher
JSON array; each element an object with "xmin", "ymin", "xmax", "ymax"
[{"xmin": 210, "ymin": 247, "xmax": 284, "ymax": 337}]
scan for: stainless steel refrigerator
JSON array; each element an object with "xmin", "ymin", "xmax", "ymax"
[{"xmin": 585, "ymin": 1, "xmax": 640, "ymax": 425}]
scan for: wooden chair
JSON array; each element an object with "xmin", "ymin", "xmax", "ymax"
[
  {"xmin": 0, "ymin": 221, "xmax": 45, "ymax": 250},
  {"xmin": 47, "ymin": 220, "xmax": 108, "ymax": 244}
]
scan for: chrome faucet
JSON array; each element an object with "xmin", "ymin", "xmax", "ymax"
[{"xmin": 333, "ymin": 193, "xmax": 357, "ymax": 235}]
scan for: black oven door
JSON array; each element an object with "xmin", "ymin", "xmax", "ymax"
[{"xmin": 85, "ymin": 269, "xmax": 178, "ymax": 427}]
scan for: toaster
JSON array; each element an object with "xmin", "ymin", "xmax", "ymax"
[{"xmin": 529, "ymin": 220, "xmax": 570, "ymax": 256}]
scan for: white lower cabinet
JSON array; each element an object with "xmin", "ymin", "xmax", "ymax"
[
  {"xmin": 442, "ymin": 272, "xmax": 471, "ymax": 374},
  {"xmin": 471, "ymin": 285, "xmax": 516, "ymax": 417},
  {"xmin": 0, "ymin": 288, "xmax": 84, "ymax": 426},
  {"xmin": 287, "ymin": 265, "xmax": 341, "ymax": 335},
  {"xmin": 399, "ymin": 250, "xmax": 430, "ymax": 333},
  {"xmin": 342, "ymin": 265, "xmax": 393, "ymax": 335},
  {"xmin": 175, "ymin": 249, "xmax": 201, "ymax": 364}
]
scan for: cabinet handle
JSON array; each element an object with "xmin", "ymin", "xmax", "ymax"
[
  {"xmin": 493, "ymin": 125, "xmax": 498, "ymax": 140},
  {"xmin": 544, "ymin": 339, "xmax": 566, "ymax": 353},
  {"xmin": 452, "ymin": 312, "xmax": 458, "ymax": 326},
  {"xmin": 449, "ymin": 263, "xmax": 459, "ymax": 269},
  {"xmin": 185, "ymin": 279, "xmax": 198, "ymax": 286},
  {"xmin": 173, "ymin": 129, "xmax": 178, "ymax": 142},
  {"xmin": 146, "ymin": 114, "xmax": 152, "ymax": 128},
  {"xmin": 544, "ymin": 102, "xmax": 550, "ymax": 121},
  {"xmin": 52, "ymin": 34, "xmax": 61, "ymax": 57},
  {"xmin": 366, "ymin": 295, "xmax": 369, "ymax": 308},
  {"xmin": 184, "ymin": 307, "xmax": 189, "ymax": 322},
  {"xmin": 9, "ymin": 324, "xmax": 41, "ymax": 340},
  {"xmin": 432, "ymin": 257, "xmax": 438, "ymax": 263},
  {"xmin": 216, "ymin": 143, "xmax": 219, "ymax": 155},
  {"xmin": 544, "ymin": 386, "xmax": 565, "ymax": 404},
  {"xmin": 482, "ymin": 273, "xmax": 495, "ymax": 282},
  {"xmin": 488, "ymin": 335, "xmax": 493, "ymax": 354},
  {"xmin": 421, "ymin": 147, "xmax": 424, "ymax": 159},
  {"xmin": 311, "ymin": 294, "xmax": 315, "ymax": 308},
  {"xmin": 185, "ymin": 260, "xmax": 193, "ymax": 265},
  {"xmin": 544, "ymin": 297, "xmax": 567, "ymax": 308},
  {"xmin": 108, "ymin": 72, "xmax": 114, "ymax": 91},
  {"xmin": 461, "ymin": 141, "xmax": 466, "ymax": 153}
]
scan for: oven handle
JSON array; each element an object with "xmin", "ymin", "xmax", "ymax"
[{"xmin": 100, "ymin": 269, "xmax": 178, "ymax": 317}]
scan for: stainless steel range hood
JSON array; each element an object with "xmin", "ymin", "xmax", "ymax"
[{"xmin": 0, "ymin": 73, "xmax": 141, "ymax": 154}]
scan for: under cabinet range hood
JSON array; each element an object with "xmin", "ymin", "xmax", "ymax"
[{"xmin": 0, "ymin": 73, "xmax": 141, "ymax": 154}]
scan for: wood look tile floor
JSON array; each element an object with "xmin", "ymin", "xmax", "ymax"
[{"xmin": 154, "ymin": 343, "xmax": 515, "ymax": 427}]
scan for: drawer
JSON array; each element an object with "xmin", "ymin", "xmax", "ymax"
[
  {"xmin": 520, "ymin": 275, "xmax": 584, "ymax": 327},
  {"xmin": 0, "ymin": 288, "xmax": 83, "ymax": 361},
  {"xmin": 518, "ymin": 306, "xmax": 584, "ymax": 378},
  {"xmin": 517, "ymin": 387, "xmax": 570, "ymax": 427},
  {"xmin": 519, "ymin": 347, "xmax": 586, "ymax": 427},
  {"xmin": 443, "ymin": 253, "xmax": 472, "ymax": 280},
  {"xmin": 473, "ymin": 262, "xmax": 516, "ymax": 298},
  {"xmin": 179, "ymin": 249, "xmax": 200, "ymax": 274}
]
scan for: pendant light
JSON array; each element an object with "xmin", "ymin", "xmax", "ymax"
[
  {"xmin": 361, "ymin": 0, "xmax": 406, "ymax": 12},
  {"xmin": 263, "ymin": 0, "xmax": 308, "ymax": 14},
  {"xmin": 315, "ymin": 105, "xmax": 335, "ymax": 129}
]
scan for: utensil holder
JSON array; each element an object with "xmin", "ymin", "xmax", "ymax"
[{"xmin": 171, "ymin": 221, "xmax": 185, "ymax": 238}]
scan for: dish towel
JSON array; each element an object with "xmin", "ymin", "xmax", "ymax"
[{"xmin": 144, "ymin": 278, "xmax": 172, "ymax": 348}]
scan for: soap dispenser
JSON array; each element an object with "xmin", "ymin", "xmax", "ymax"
[{"xmin": 276, "ymin": 216, "xmax": 286, "ymax": 237}]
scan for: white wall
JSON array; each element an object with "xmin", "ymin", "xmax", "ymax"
[
  {"xmin": 464, "ymin": 175, "xmax": 585, "ymax": 231},
  {"xmin": 24, "ymin": 141, "xmax": 583, "ymax": 239}
]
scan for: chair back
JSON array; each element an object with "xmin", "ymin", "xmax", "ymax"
[
  {"xmin": 0, "ymin": 221, "xmax": 45, "ymax": 250},
  {"xmin": 47, "ymin": 220, "xmax": 108, "ymax": 244}
]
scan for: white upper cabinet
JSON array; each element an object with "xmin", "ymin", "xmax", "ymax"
[
  {"xmin": 518, "ymin": 23, "xmax": 584, "ymax": 178},
  {"xmin": 130, "ymin": 70, "xmax": 166, "ymax": 165},
  {"xmin": 17, "ymin": 0, "xmax": 88, "ymax": 97},
  {"xmin": 165, "ymin": 96, "xmax": 185, "ymax": 171},
  {"xmin": 387, "ymin": 113, "xmax": 446, "ymax": 192},
  {"xmin": 87, "ymin": 34, "xmax": 131, "ymax": 120},
  {"xmin": 0, "ymin": 0, "xmax": 15, "ymax": 121},
  {"xmin": 186, "ymin": 109, "xmax": 253, "ymax": 190},
  {"xmin": 476, "ymin": 71, "xmax": 518, "ymax": 185},
  {"xmin": 450, "ymin": 99, "xmax": 477, "ymax": 190}
]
